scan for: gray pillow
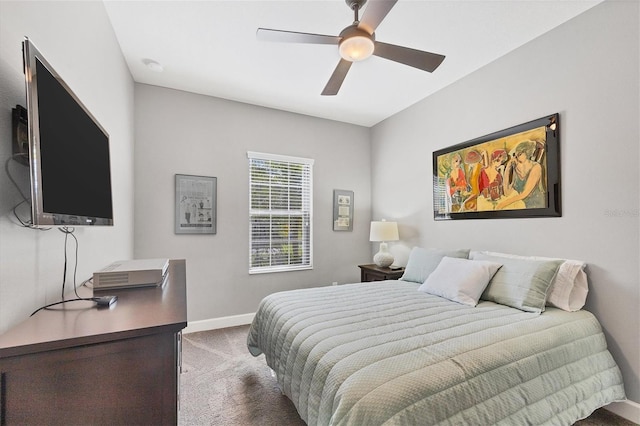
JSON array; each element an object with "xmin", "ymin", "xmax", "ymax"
[
  {"xmin": 471, "ymin": 252, "xmax": 563, "ymax": 313},
  {"xmin": 400, "ymin": 247, "xmax": 470, "ymax": 283}
]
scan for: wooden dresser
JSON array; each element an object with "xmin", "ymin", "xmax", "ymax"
[{"xmin": 0, "ymin": 259, "xmax": 187, "ymax": 425}]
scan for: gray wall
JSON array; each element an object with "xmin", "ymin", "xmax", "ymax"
[
  {"xmin": 0, "ymin": 1, "xmax": 135, "ymax": 334},
  {"xmin": 133, "ymin": 84, "xmax": 371, "ymax": 322},
  {"xmin": 371, "ymin": 0, "xmax": 639, "ymax": 404}
]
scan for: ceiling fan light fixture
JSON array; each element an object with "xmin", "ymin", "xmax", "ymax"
[
  {"xmin": 339, "ymin": 35, "xmax": 374, "ymax": 61},
  {"xmin": 256, "ymin": 0, "xmax": 445, "ymax": 95}
]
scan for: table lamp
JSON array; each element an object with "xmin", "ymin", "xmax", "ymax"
[{"xmin": 369, "ymin": 220, "xmax": 399, "ymax": 268}]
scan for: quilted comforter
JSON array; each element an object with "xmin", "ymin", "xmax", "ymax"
[{"xmin": 247, "ymin": 280, "xmax": 625, "ymax": 426}]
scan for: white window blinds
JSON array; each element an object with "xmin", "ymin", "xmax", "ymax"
[{"xmin": 248, "ymin": 152, "xmax": 314, "ymax": 274}]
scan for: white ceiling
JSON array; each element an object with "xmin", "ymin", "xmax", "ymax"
[{"xmin": 103, "ymin": 0, "xmax": 602, "ymax": 127}]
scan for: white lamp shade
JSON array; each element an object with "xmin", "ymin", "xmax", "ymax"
[
  {"xmin": 339, "ymin": 36, "xmax": 375, "ymax": 62},
  {"xmin": 369, "ymin": 221, "xmax": 399, "ymax": 242}
]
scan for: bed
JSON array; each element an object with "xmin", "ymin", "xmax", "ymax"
[{"xmin": 247, "ymin": 248, "xmax": 626, "ymax": 426}]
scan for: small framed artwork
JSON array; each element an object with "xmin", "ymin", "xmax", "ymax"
[
  {"xmin": 333, "ymin": 189, "xmax": 354, "ymax": 231},
  {"xmin": 433, "ymin": 113, "xmax": 560, "ymax": 220},
  {"xmin": 175, "ymin": 174, "xmax": 217, "ymax": 234}
]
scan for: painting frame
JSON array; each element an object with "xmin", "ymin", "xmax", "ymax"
[
  {"xmin": 433, "ymin": 113, "xmax": 561, "ymax": 220},
  {"xmin": 175, "ymin": 174, "xmax": 217, "ymax": 234},
  {"xmin": 333, "ymin": 189, "xmax": 354, "ymax": 231}
]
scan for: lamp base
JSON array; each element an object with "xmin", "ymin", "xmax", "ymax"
[{"xmin": 373, "ymin": 242, "xmax": 394, "ymax": 268}]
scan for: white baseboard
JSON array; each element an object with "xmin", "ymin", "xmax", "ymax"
[
  {"xmin": 604, "ymin": 400, "xmax": 640, "ymax": 424},
  {"xmin": 183, "ymin": 313, "xmax": 255, "ymax": 334}
]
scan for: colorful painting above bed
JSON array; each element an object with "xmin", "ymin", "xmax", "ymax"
[{"xmin": 433, "ymin": 113, "xmax": 561, "ymax": 220}]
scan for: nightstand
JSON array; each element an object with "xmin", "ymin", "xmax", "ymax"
[{"xmin": 358, "ymin": 264, "xmax": 405, "ymax": 282}]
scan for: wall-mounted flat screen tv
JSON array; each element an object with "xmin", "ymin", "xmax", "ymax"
[{"xmin": 22, "ymin": 38, "xmax": 113, "ymax": 226}]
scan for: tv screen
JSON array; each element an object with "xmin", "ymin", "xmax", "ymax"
[{"xmin": 23, "ymin": 38, "xmax": 113, "ymax": 226}]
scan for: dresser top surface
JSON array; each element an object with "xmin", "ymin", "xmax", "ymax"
[{"xmin": 0, "ymin": 259, "xmax": 187, "ymax": 358}]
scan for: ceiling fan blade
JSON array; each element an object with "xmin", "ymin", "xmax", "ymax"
[
  {"xmin": 358, "ymin": 0, "xmax": 398, "ymax": 35},
  {"xmin": 257, "ymin": 28, "xmax": 340, "ymax": 45},
  {"xmin": 321, "ymin": 59, "xmax": 353, "ymax": 96},
  {"xmin": 374, "ymin": 41, "xmax": 445, "ymax": 72}
]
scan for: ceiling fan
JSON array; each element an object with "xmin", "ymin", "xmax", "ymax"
[{"xmin": 257, "ymin": 0, "xmax": 445, "ymax": 96}]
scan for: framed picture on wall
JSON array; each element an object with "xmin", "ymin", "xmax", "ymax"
[
  {"xmin": 175, "ymin": 174, "xmax": 217, "ymax": 234},
  {"xmin": 333, "ymin": 189, "xmax": 354, "ymax": 231},
  {"xmin": 433, "ymin": 113, "xmax": 561, "ymax": 220}
]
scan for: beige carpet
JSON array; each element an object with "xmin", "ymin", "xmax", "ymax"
[{"xmin": 179, "ymin": 325, "xmax": 636, "ymax": 426}]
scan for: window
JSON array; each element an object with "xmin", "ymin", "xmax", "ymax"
[{"xmin": 248, "ymin": 151, "xmax": 313, "ymax": 273}]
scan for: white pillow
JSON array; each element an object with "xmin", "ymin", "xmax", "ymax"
[
  {"xmin": 418, "ymin": 257, "xmax": 502, "ymax": 307},
  {"xmin": 472, "ymin": 251, "xmax": 588, "ymax": 311},
  {"xmin": 400, "ymin": 247, "xmax": 470, "ymax": 283}
]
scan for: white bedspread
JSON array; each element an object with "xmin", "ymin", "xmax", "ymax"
[{"xmin": 248, "ymin": 280, "xmax": 626, "ymax": 426}]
